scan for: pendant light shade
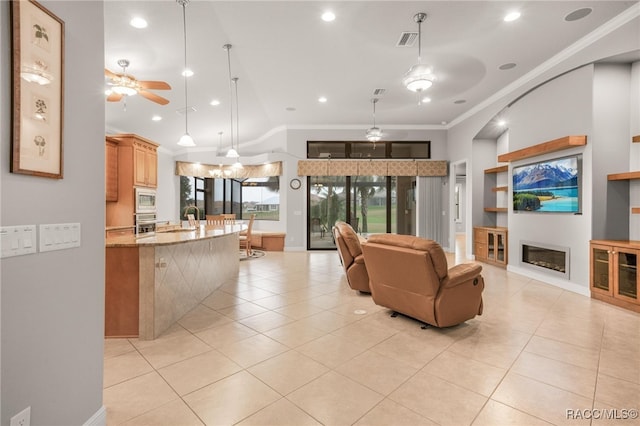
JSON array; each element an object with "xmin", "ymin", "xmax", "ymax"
[
  {"xmin": 366, "ymin": 98, "xmax": 382, "ymax": 143},
  {"xmin": 403, "ymin": 12, "xmax": 435, "ymax": 93},
  {"xmin": 177, "ymin": 0, "xmax": 195, "ymax": 147}
]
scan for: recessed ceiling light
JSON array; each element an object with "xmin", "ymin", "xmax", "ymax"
[
  {"xmin": 152, "ymin": 115, "xmax": 162, "ymax": 121},
  {"xmin": 130, "ymin": 17, "xmax": 148, "ymax": 29},
  {"xmin": 210, "ymin": 99, "xmax": 220, "ymax": 106},
  {"xmin": 565, "ymin": 7, "xmax": 592, "ymax": 22},
  {"xmin": 497, "ymin": 120, "xmax": 506, "ymax": 127},
  {"xmin": 421, "ymin": 97, "xmax": 432, "ymax": 103},
  {"xmin": 504, "ymin": 11, "xmax": 521, "ymax": 22},
  {"xmin": 321, "ymin": 11, "xmax": 336, "ymax": 22},
  {"xmin": 182, "ymin": 69, "xmax": 194, "ymax": 77},
  {"xmin": 499, "ymin": 63, "xmax": 517, "ymax": 70},
  {"xmin": 318, "ymin": 96, "xmax": 328, "ymax": 103},
  {"xmin": 454, "ymin": 99, "xmax": 466, "ymax": 104}
]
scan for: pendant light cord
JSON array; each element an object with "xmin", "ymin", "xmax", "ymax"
[
  {"xmin": 233, "ymin": 77, "xmax": 239, "ymax": 156},
  {"xmin": 224, "ymin": 45, "xmax": 234, "ymax": 150},
  {"xmin": 182, "ymin": 0, "xmax": 189, "ymax": 134}
]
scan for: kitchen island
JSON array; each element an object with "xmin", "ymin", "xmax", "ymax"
[{"xmin": 105, "ymin": 224, "xmax": 245, "ymax": 340}]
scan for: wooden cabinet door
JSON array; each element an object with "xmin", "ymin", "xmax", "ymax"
[
  {"xmin": 105, "ymin": 141, "xmax": 118, "ymax": 201},
  {"xmin": 613, "ymin": 247, "xmax": 639, "ymax": 305},
  {"xmin": 590, "ymin": 243, "xmax": 613, "ymax": 297},
  {"xmin": 146, "ymin": 150, "xmax": 157, "ymax": 187},
  {"xmin": 133, "ymin": 146, "xmax": 147, "ymax": 186}
]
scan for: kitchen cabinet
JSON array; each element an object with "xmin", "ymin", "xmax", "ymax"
[
  {"xmin": 105, "ymin": 138, "xmax": 119, "ymax": 201},
  {"xmin": 590, "ymin": 240, "xmax": 640, "ymax": 313},
  {"xmin": 106, "ymin": 134, "xmax": 159, "ymax": 227},
  {"xmin": 474, "ymin": 226, "xmax": 508, "ymax": 268},
  {"xmin": 133, "ymin": 142, "xmax": 157, "ymax": 187}
]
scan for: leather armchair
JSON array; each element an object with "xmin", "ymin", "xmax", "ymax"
[
  {"xmin": 333, "ymin": 221, "xmax": 370, "ymax": 293},
  {"xmin": 362, "ymin": 233, "xmax": 484, "ymax": 327}
]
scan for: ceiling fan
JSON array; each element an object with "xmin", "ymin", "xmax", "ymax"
[{"xmin": 105, "ymin": 59, "xmax": 171, "ymax": 105}]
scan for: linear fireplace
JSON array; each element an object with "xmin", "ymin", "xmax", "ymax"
[{"xmin": 520, "ymin": 241, "xmax": 570, "ymax": 279}]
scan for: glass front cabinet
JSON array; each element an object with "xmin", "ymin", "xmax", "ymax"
[
  {"xmin": 474, "ymin": 226, "xmax": 508, "ymax": 268},
  {"xmin": 590, "ymin": 241, "xmax": 640, "ymax": 313}
]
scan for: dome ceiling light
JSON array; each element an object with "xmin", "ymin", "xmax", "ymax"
[{"xmin": 402, "ymin": 13, "xmax": 435, "ymax": 96}]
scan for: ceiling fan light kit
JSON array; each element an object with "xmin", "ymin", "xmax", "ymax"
[
  {"xmin": 403, "ymin": 12, "xmax": 435, "ymax": 93},
  {"xmin": 105, "ymin": 59, "xmax": 171, "ymax": 105}
]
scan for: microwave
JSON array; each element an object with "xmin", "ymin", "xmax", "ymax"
[{"xmin": 135, "ymin": 188, "xmax": 157, "ymax": 213}]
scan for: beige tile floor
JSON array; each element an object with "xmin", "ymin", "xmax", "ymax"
[{"xmin": 104, "ymin": 248, "xmax": 640, "ymax": 426}]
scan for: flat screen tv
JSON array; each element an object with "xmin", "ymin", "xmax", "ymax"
[{"xmin": 512, "ymin": 155, "xmax": 581, "ymax": 213}]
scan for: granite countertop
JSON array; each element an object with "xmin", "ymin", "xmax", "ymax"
[{"xmin": 106, "ymin": 224, "xmax": 246, "ymax": 248}]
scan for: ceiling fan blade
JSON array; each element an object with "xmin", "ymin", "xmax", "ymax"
[
  {"xmin": 138, "ymin": 80, "xmax": 171, "ymax": 90},
  {"xmin": 106, "ymin": 92, "xmax": 124, "ymax": 102},
  {"xmin": 105, "ymin": 68, "xmax": 121, "ymax": 79},
  {"xmin": 139, "ymin": 90, "xmax": 170, "ymax": 105}
]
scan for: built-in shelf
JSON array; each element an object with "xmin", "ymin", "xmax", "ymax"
[
  {"xmin": 485, "ymin": 165, "xmax": 508, "ymax": 174},
  {"xmin": 497, "ymin": 135, "xmax": 587, "ymax": 163},
  {"xmin": 484, "ymin": 207, "xmax": 508, "ymax": 212},
  {"xmin": 608, "ymin": 171, "xmax": 640, "ymax": 181},
  {"xmin": 492, "ymin": 186, "xmax": 508, "ymax": 192},
  {"xmin": 632, "ymin": 207, "xmax": 640, "ymax": 214},
  {"xmin": 633, "ymin": 135, "xmax": 640, "ymax": 143}
]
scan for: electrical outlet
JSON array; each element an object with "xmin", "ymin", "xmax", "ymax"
[{"xmin": 10, "ymin": 407, "xmax": 30, "ymax": 426}]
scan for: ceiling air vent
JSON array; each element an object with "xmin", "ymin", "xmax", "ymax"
[
  {"xmin": 396, "ymin": 31, "xmax": 418, "ymax": 47},
  {"xmin": 373, "ymin": 88, "xmax": 386, "ymax": 96}
]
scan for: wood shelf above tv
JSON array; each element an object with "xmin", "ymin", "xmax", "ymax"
[
  {"xmin": 497, "ymin": 135, "xmax": 587, "ymax": 163},
  {"xmin": 485, "ymin": 165, "xmax": 508, "ymax": 174},
  {"xmin": 492, "ymin": 186, "xmax": 508, "ymax": 192},
  {"xmin": 633, "ymin": 135, "xmax": 640, "ymax": 143},
  {"xmin": 484, "ymin": 207, "xmax": 508, "ymax": 212},
  {"xmin": 632, "ymin": 207, "xmax": 640, "ymax": 214},
  {"xmin": 607, "ymin": 171, "xmax": 640, "ymax": 181}
]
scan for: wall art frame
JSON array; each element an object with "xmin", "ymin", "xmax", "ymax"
[{"xmin": 11, "ymin": 0, "xmax": 65, "ymax": 179}]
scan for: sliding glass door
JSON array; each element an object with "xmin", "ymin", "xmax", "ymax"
[
  {"xmin": 308, "ymin": 176, "xmax": 347, "ymax": 249},
  {"xmin": 307, "ymin": 175, "xmax": 416, "ymax": 249}
]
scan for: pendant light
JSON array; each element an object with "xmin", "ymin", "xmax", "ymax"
[
  {"xmin": 365, "ymin": 98, "xmax": 382, "ymax": 144},
  {"xmin": 223, "ymin": 44, "xmax": 239, "ymax": 158},
  {"xmin": 231, "ymin": 76, "xmax": 243, "ymax": 169},
  {"xmin": 209, "ymin": 131, "xmax": 224, "ymax": 177},
  {"xmin": 177, "ymin": 0, "xmax": 195, "ymax": 147},
  {"xmin": 402, "ymin": 13, "xmax": 435, "ymax": 94}
]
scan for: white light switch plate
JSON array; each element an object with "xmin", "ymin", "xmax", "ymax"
[
  {"xmin": 0, "ymin": 225, "xmax": 37, "ymax": 258},
  {"xmin": 39, "ymin": 223, "xmax": 81, "ymax": 252}
]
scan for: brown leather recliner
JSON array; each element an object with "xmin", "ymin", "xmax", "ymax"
[
  {"xmin": 333, "ymin": 221, "xmax": 370, "ymax": 293},
  {"xmin": 362, "ymin": 233, "xmax": 484, "ymax": 327}
]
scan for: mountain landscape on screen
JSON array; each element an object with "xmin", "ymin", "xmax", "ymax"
[{"xmin": 513, "ymin": 157, "xmax": 580, "ymax": 213}]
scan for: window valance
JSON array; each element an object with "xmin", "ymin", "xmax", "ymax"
[
  {"xmin": 175, "ymin": 161, "xmax": 282, "ymax": 179},
  {"xmin": 297, "ymin": 160, "xmax": 447, "ymax": 177}
]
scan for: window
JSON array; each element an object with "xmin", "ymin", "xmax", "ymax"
[
  {"xmin": 179, "ymin": 176, "xmax": 204, "ymax": 220},
  {"xmin": 307, "ymin": 141, "xmax": 430, "ymax": 159},
  {"xmin": 241, "ymin": 177, "xmax": 280, "ymax": 220}
]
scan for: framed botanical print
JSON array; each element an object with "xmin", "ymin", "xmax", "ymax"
[{"xmin": 11, "ymin": 0, "xmax": 65, "ymax": 179}]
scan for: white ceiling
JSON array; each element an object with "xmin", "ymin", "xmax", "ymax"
[{"xmin": 104, "ymin": 1, "xmax": 638, "ymax": 154}]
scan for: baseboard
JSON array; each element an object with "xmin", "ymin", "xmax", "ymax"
[
  {"xmin": 507, "ymin": 265, "xmax": 590, "ymax": 296},
  {"xmin": 84, "ymin": 405, "xmax": 106, "ymax": 426}
]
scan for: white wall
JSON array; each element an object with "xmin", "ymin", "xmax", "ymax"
[
  {"xmin": 506, "ymin": 65, "xmax": 594, "ymax": 291},
  {"xmin": 628, "ymin": 62, "xmax": 640, "ymax": 239},
  {"xmin": 1, "ymin": 1, "xmax": 105, "ymax": 424}
]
